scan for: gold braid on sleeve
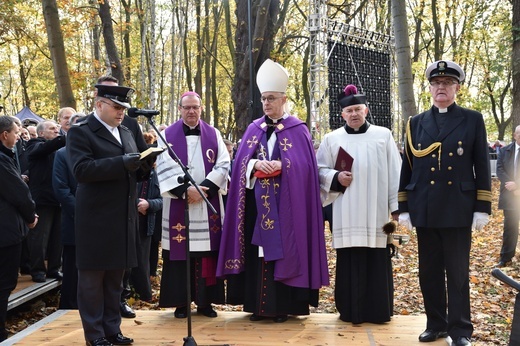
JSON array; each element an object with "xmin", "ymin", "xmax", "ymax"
[{"xmin": 406, "ymin": 118, "xmax": 442, "ymax": 170}]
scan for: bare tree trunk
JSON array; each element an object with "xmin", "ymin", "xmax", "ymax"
[
  {"xmin": 431, "ymin": 0, "xmax": 441, "ymax": 60},
  {"xmin": 203, "ymin": 0, "xmax": 211, "ymax": 123},
  {"xmin": 391, "ymin": 0, "xmax": 416, "ymax": 142},
  {"xmin": 512, "ymin": 0, "xmax": 520, "ymax": 139},
  {"xmin": 121, "ymin": 0, "xmax": 132, "ymax": 83},
  {"xmin": 149, "ymin": 0, "xmax": 157, "ymax": 109},
  {"xmin": 41, "ymin": 0, "xmax": 76, "ymax": 109},
  {"xmin": 90, "ymin": 0, "xmax": 101, "ymax": 76},
  {"xmin": 98, "ymin": 0, "xmax": 124, "ymax": 83},
  {"xmin": 210, "ymin": 0, "xmax": 222, "ymax": 129},
  {"xmin": 232, "ymin": 0, "xmax": 281, "ymax": 138},
  {"xmin": 17, "ymin": 46, "xmax": 31, "ymax": 108}
]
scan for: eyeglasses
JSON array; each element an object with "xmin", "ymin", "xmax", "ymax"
[
  {"xmin": 180, "ymin": 105, "xmax": 201, "ymax": 111},
  {"xmin": 260, "ymin": 96, "xmax": 283, "ymax": 103},
  {"xmin": 100, "ymin": 100, "xmax": 126, "ymax": 111},
  {"xmin": 429, "ymin": 80, "xmax": 458, "ymax": 87}
]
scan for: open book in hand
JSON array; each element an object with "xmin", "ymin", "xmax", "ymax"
[
  {"xmin": 334, "ymin": 147, "xmax": 354, "ymax": 172},
  {"xmin": 139, "ymin": 146, "xmax": 166, "ymax": 161}
]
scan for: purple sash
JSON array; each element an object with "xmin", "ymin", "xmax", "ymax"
[
  {"xmin": 251, "ymin": 135, "xmax": 284, "ymax": 260},
  {"xmin": 165, "ymin": 120, "xmax": 222, "ymax": 261}
]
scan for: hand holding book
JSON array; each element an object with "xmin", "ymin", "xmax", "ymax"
[
  {"xmin": 139, "ymin": 146, "xmax": 166, "ymax": 161},
  {"xmin": 335, "ymin": 147, "xmax": 354, "ymax": 172}
]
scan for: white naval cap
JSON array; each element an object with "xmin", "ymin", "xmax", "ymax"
[
  {"xmin": 425, "ymin": 60, "xmax": 465, "ymax": 83},
  {"xmin": 256, "ymin": 59, "xmax": 289, "ymax": 93}
]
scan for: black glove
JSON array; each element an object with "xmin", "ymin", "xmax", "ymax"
[
  {"xmin": 140, "ymin": 157, "xmax": 155, "ymax": 172},
  {"xmin": 123, "ymin": 153, "xmax": 142, "ymax": 172}
]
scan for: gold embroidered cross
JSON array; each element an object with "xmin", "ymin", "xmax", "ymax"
[
  {"xmin": 247, "ymin": 136, "xmax": 259, "ymax": 148},
  {"xmin": 172, "ymin": 233, "xmax": 186, "ymax": 243},
  {"xmin": 171, "ymin": 223, "xmax": 185, "ymax": 231},
  {"xmin": 279, "ymin": 138, "xmax": 292, "ymax": 151}
]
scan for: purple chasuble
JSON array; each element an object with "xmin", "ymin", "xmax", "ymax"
[
  {"xmin": 165, "ymin": 120, "xmax": 222, "ymax": 261},
  {"xmin": 216, "ymin": 115, "xmax": 330, "ymax": 289}
]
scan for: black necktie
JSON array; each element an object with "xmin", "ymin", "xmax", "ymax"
[{"xmin": 515, "ymin": 148, "xmax": 520, "ymax": 181}]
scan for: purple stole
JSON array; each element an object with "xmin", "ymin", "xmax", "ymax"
[
  {"xmin": 251, "ymin": 135, "xmax": 284, "ymax": 260},
  {"xmin": 164, "ymin": 120, "xmax": 222, "ymax": 262}
]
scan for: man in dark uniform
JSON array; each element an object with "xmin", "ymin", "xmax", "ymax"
[
  {"xmin": 496, "ymin": 125, "xmax": 520, "ymax": 267},
  {"xmin": 93, "ymin": 76, "xmax": 147, "ymax": 319},
  {"xmin": 67, "ymin": 83, "xmax": 150, "ymax": 346},
  {"xmin": 398, "ymin": 60, "xmax": 491, "ymax": 346}
]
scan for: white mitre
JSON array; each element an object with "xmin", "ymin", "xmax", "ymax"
[{"xmin": 256, "ymin": 59, "xmax": 289, "ymax": 93}]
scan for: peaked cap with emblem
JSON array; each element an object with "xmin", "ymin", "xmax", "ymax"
[
  {"xmin": 256, "ymin": 59, "xmax": 289, "ymax": 93},
  {"xmin": 337, "ymin": 84, "xmax": 366, "ymax": 108},
  {"xmin": 95, "ymin": 84, "xmax": 135, "ymax": 108},
  {"xmin": 425, "ymin": 60, "xmax": 465, "ymax": 83}
]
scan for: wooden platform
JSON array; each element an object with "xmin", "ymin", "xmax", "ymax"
[
  {"xmin": 8, "ymin": 274, "xmax": 60, "ymax": 311},
  {"xmin": 1, "ymin": 310, "xmax": 451, "ymax": 345}
]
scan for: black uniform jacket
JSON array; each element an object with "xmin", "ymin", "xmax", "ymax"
[
  {"xmin": 497, "ymin": 142, "xmax": 520, "ymax": 210},
  {"xmin": 398, "ymin": 103, "xmax": 492, "ymax": 228},
  {"xmin": 67, "ymin": 115, "xmax": 141, "ymax": 270},
  {"xmin": 0, "ymin": 143, "xmax": 36, "ymax": 247}
]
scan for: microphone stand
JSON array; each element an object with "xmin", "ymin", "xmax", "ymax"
[{"xmin": 142, "ymin": 114, "xmax": 228, "ymax": 346}]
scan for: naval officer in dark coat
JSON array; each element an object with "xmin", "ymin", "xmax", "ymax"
[
  {"xmin": 398, "ymin": 60, "xmax": 492, "ymax": 346},
  {"xmin": 67, "ymin": 84, "xmax": 150, "ymax": 346}
]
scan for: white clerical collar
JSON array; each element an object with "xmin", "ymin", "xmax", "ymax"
[
  {"xmin": 268, "ymin": 113, "xmax": 289, "ymax": 123},
  {"xmin": 439, "ymin": 108, "xmax": 448, "ymax": 113}
]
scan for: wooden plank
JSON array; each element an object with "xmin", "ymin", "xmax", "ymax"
[
  {"xmin": 8, "ymin": 275, "xmax": 61, "ymax": 311},
  {"xmin": 3, "ymin": 310, "xmax": 451, "ymax": 346}
]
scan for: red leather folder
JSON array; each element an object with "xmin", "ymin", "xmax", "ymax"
[{"xmin": 334, "ymin": 147, "xmax": 354, "ymax": 171}]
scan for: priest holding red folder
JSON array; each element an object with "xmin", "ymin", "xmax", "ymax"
[{"xmin": 316, "ymin": 84, "xmax": 402, "ymax": 324}]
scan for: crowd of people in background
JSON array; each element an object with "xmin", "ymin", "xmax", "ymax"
[{"xmin": 0, "ymin": 58, "xmax": 516, "ymax": 346}]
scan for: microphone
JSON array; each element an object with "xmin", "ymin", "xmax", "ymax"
[{"xmin": 127, "ymin": 107, "xmax": 160, "ymax": 118}]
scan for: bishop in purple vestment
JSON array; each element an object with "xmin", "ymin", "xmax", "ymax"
[{"xmin": 216, "ymin": 59, "xmax": 329, "ymax": 323}]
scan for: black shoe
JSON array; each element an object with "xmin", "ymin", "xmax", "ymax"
[
  {"xmin": 32, "ymin": 273, "xmax": 46, "ymax": 283},
  {"xmin": 418, "ymin": 329, "xmax": 448, "ymax": 342},
  {"xmin": 106, "ymin": 332, "xmax": 133, "ymax": 345},
  {"xmin": 47, "ymin": 271, "xmax": 63, "ymax": 280},
  {"xmin": 119, "ymin": 301, "xmax": 136, "ymax": 318},
  {"xmin": 249, "ymin": 313, "xmax": 265, "ymax": 321},
  {"xmin": 496, "ymin": 260, "xmax": 512, "ymax": 268},
  {"xmin": 451, "ymin": 336, "xmax": 471, "ymax": 346},
  {"xmin": 273, "ymin": 315, "xmax": 288, "ymax": 323},
  {"xmin": 197, "ymin": 306, "xmax": 217, "ymax": 318},
  {"xmin": 86, "ymin": 337, "xmax": 113, "ymax": 346},
  {"xmin": 174, "ymin": 306, "xmax": 187, "ymax": 318}
]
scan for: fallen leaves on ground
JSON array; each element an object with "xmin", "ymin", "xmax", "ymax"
[{"xmin": 6, "ymin": 179, "xmax": 518, "ymax": 345}]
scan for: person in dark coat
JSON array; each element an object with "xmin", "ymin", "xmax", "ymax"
[
  {"xmin": 398, "ymin": 60, "xmax": 492, "ymax": 346},
  {"xmin": 495, "ymin": 125, "xmax": 520, "ymax": 267},
  {"xmin": 67, "ymin": 83, "xmax": 151, "ymax": 346},
  {"xmin": 52, "ymin": 113, "xmax": 86, "ymax": 309},
  {"xmin": 25, "ymin": 120, "xmax": 66, "ymax": 282},
  {"xmin": 0, "ymin": 116, "xmax": 38, "ymax": 342},
  {"xmin": 130, "ymin": 167, "xmax": 162, "ymax": 302},
  {"xmin": 93, "ymin": 76, "xmax": 147, "ymax": 318}
]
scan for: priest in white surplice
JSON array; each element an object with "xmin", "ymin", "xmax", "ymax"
[
  {"xmin": 316, "ymin": 84, "xmax": 401, "ymax": 324},
  {"xmin": 156, "ymin": 91, "xmax": 230, "ymax": 319}
]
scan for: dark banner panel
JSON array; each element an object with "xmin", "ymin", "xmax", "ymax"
[{"xmin": 327, "ymin": 41, "xmax": 392, "ymax": 130}]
